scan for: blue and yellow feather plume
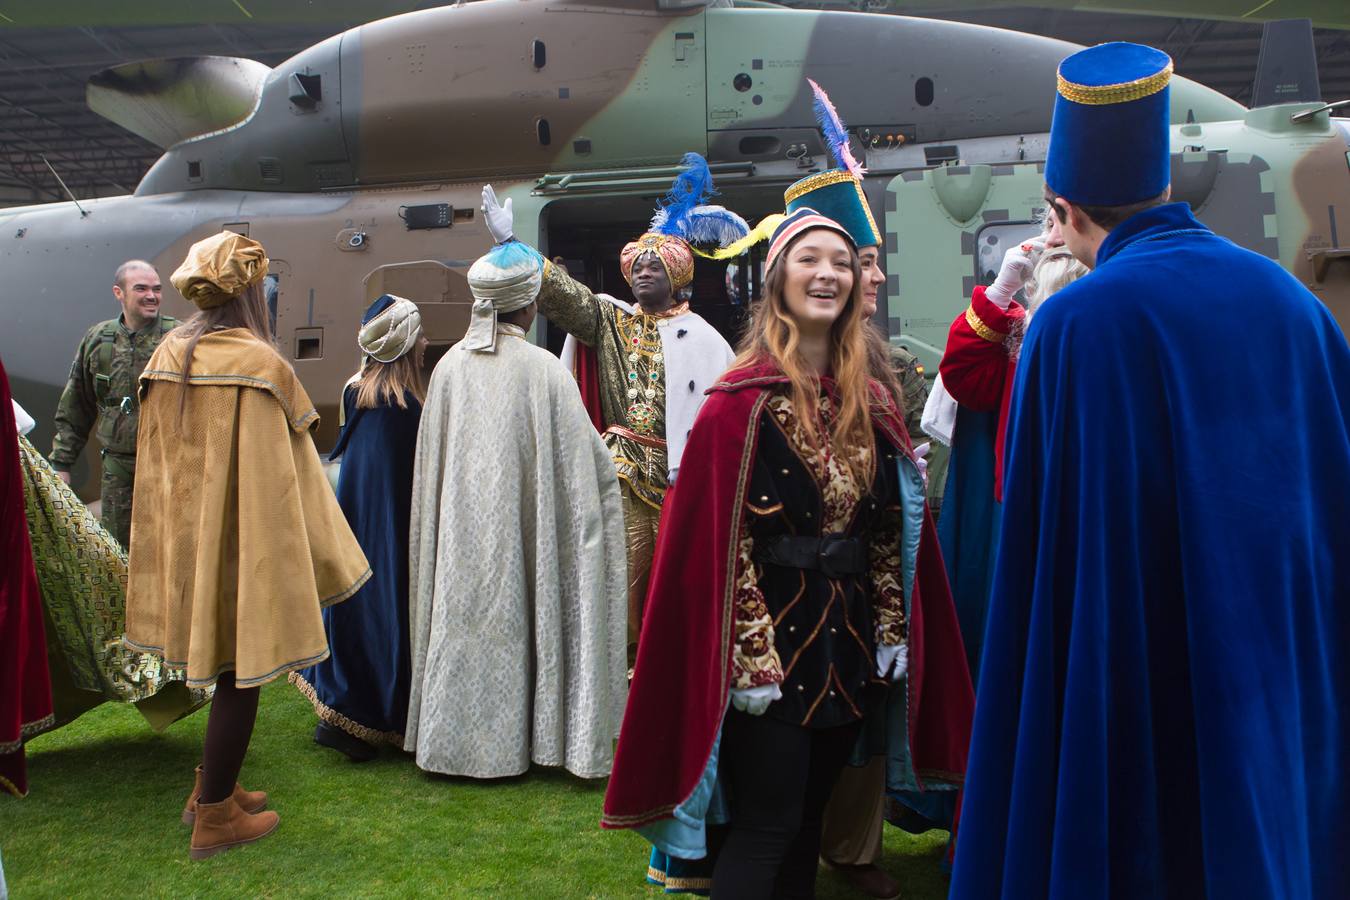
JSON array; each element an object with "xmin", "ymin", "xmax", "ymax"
[{"xmin": 649, "ymin": 152, "xmax": 750, "ymax": 250}]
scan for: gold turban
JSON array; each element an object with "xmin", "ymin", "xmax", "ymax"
[
  {"xmin": 171, "ymin": 231, "xmax": 269, "ymax": 310},
  {"xmin": 619, "ymin": 233, "xmax": 695, "ymax": 290}
]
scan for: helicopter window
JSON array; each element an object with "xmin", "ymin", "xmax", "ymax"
[
  {"xmin": 915, "ymin": 77, "xmax": 934, "ymax": 107},
  {"xmin": 263, "ymin": 274, "xmax": 280, "ymax": 337},
  {"xmin": 975, "ymin": 221, "xmax": 1041, "ymax": 290},
  {"xmin": 187, "ymin": 160, "xmax": 203, "ymax": 182},
  {"xmin": 531, "ymin": 39, "xmax": 546, "ymax": 70},
  {"xmin": 536, "ymin": 118, "xmax": 552, "ymax": 146}
]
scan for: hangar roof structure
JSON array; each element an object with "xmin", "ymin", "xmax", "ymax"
[{"xmin": 0, "ymin": 1, "xmax": 1346, "ymax": 206}]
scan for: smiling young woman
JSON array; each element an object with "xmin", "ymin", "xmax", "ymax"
[{"xmin": 602, "ymin": 208, "xmax": 974, "ymax": 900}]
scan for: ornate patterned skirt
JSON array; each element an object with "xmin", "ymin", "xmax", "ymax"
[{"xmin": 18, "ymin": 435, "xmax": 207, "ymax": 734}]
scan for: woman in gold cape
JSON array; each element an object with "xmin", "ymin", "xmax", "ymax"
[{"xmin": 124, "ymin": 230, "xmax": 369, "ymax": 860}]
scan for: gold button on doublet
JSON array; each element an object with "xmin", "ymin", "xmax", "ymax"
[
  {"xmin": 760, "ymin": 495, "xmax": 769, "ymax": 503},
  {"xmin": 829, "ymin": 627, "xmax": 837, "ymax": 634},
  {"xmin": 829, "ymin": 690, "xmax": 836, "ymax": 697},
  {"xmin": 780, "ymin": 468, "xmax": 789, "ymax": 475},
  {"xmin": 797, "ymin": 684, "xmax": 805, "ymax": 692},
  {"xmin": 788, "ymin": 625, "xmax": 796, "ymax": 633}
]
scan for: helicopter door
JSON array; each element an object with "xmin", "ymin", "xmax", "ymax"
[
  {"xmin": 884, "ymin": 163, "xmax": 1046, "ymax": 371},
  {"xmin": 362, "ymin": 260, "xmax": 474, "ymax": 379}
]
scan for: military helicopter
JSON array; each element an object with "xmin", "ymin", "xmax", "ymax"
[{"xmin": 2, "ymin": 0, "xmax": 1347, "ymax": 496}]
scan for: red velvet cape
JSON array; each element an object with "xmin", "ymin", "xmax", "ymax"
[
  {"xmin": 569, "ymin": 341, "xmax": 606, "ymax": 433},
  {"xmin": 1, "ymin": 358, "xmax": 53, "ymax": 797},
  {"xmin": 602, "ymin": 360, "xmax": 974, "ymax": 830}
]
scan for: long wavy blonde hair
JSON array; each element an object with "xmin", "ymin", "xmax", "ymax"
[
  {"xmin": 174, "ymin": 281, "xmax": 276, "ymax": 426},
  {"xmin": 733, "ymin": 228, "xmax": 898, "ymax": 482},
  {"xmin": 353, "ymin": 351, "xmax": 426, "ymax": 410}
]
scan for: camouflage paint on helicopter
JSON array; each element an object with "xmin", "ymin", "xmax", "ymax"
[{"xmin": 0, "ymin": 0, "xmax": 1346, "ymax": 500}]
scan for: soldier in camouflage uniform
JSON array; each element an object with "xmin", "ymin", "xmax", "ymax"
[
  {"xmin": 50, "ymin": 260, "xmax": 178, "ymax": 549},
  {"xmin": 865, "ymin": 241, "xmax": 947, "ymax": 516},
  {"xmin": 889, "ymin": 340, "xmax": 948, "ymax": 512},
  {"xmin": 887, "ymin": 333, "xmax": 929, "ymax": 442}
]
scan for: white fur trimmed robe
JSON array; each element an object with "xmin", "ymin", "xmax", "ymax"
[{"xmin": 404, "ymin": 327, "xmax": 627, "ymax": 778}]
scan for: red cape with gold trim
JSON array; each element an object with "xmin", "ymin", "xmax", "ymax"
[{"xmin": 601, "ymin": 359, "xmax": 973, "ymax": 832}]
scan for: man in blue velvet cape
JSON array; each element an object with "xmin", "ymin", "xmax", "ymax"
[{"xmin": 951, "ymin": 42, "xmax": 1350, "ymax": 899}]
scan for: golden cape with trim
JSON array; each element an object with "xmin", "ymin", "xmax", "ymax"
[{"xmin": 125, "ymin": 329, "xmax": 370, "ymax": 688}]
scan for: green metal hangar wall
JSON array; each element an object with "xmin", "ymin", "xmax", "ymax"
[{"xmin": 0, "ymin": 0, "xmax": 1345, "ymax": 208}]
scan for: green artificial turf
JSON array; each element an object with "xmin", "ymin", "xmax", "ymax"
[{"xmin": 1, "ymin": 683, "xmax": 951, "ymax": 899}]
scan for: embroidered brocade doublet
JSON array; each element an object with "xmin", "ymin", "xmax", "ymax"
[
  {"xmin": 731, "ymin": 390, "xmax": 906, "ymax": 729},
  {"xmin": 538, "ymin": 263, "xmax": 677, "ymax": 508}
]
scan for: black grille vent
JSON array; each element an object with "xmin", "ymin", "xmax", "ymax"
[{"xmin": 258, "ymin": 158, "xmax": 283, "ymax": 183}]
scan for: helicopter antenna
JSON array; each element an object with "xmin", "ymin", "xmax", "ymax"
[{"xmin": 40, "ymin": 155, "xmax": 90, "ymax": 218}]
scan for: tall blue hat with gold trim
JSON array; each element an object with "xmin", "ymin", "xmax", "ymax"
[
  {"xmin": 1046, "ymin": 42, "xmax": 1173, "ymax": 207},
  {"xmin": 783, "ymin": 79, "xmax": 881, "ymax": 249}
]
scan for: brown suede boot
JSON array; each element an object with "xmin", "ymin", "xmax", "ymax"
[
  {"xmin": 181, "ymin": 765, "xmax": 268, "ymax": 826},
  {"xmin": 189, "ymin": 796, "xmax": 280, "ymax": 860}
]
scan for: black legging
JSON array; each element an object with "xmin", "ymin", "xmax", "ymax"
[
  {"xmin": 199, "ymin": 672, "xmax": 261, "ymax": 804},
  {"xmin": 712, "ymin": 710, "xmax": 862, "ymax": 899}
]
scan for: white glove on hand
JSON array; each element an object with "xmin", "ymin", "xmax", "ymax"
[
  {"xmin": 913, "ymin": 441, "xmax": 930, "ymax": 487},
  {"xmin": 730, "ymin": 683, "xmax": 782, "ymax": 716},
  {"xmin": 987, "ymin": 238, "xmax": 1045, "ymax": 309},
  {"xmin": 481, "ymin": 184, "xmax": 515, "ymax": 244},
  {"xmin": 876, "ymin": 643, "xmax": 909, "ymax": 682}
]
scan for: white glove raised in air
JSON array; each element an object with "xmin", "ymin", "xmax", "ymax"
[
  {"xmin": 986, "ymin": 238, "xmax": 1045, "ymax": 310},
  {"xmin": 876, "ymin": 643, "xmax": 908, "ymax": 682},
  {"xmin": 730, "ymin": 683, "xmax": 783, "ymax": 716},
  {"xmin": 481, "ymin": 184, "xmax": 515, "ymax": 245},
  {"xmin": 913, "ymin": 441, "xmax": 930, "ymax": 487}
]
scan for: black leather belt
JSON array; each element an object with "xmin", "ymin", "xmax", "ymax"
[{"xmin": 755, "ymin": 534, "xmax": 867, "ymax": 579}]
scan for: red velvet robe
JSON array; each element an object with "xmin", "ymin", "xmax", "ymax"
[
  {"xmin": 938, "ymin": 286, "xmax": 1025, "ymax": 502},
  {"xmin": 601, "ymin": 359, "xmax": 973, "ymax": 833},
  {"xmin": 1, "ymin": 358, "xmax": 53, "ymax": 797}
]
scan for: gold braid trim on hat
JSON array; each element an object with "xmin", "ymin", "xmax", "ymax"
[
  {"xmin": 1056, "ymin": 60, "xmax": 1173, "ymax": 106},
  {"xmin": 784, "ymin": 169, "xmax": 858, "ymax": 204},
  {"xmin": 965, "ymin": 305, "xmax": 1004, "ymax": 343}
]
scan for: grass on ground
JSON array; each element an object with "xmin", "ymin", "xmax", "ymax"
[{"xmin": 1, "ymin": 682, "xmax": 950, "ymax": 899}]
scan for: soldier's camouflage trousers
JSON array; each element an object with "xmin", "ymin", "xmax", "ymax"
[{"xmin": 100, "ymin": 453, "xmax": 135, "ymax": 550}]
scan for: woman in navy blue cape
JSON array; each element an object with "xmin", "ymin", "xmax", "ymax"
[
  {"xmin": 292, "ymin": 295, "xmax": 425, "ymax": 759},
  {"xmin": 950, "ymin": 201, "xmax": 1350, "ymax": 898}
]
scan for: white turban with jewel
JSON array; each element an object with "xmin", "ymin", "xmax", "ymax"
[
  {"xmin": 358, "ymin": 294, "xmax": 422, "ymax": 362},
  {"xmin": 463, "ymin": 240, "xmax": 544, "ymax": 353}
]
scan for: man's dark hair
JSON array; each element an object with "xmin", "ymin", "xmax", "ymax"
[
  {"xmin": 1044, "ymin": 186, "xmax": 1170, "ymax": 232},
  {"xmin": 113, "ymin": 259, "xmax": 157, "ymax": 290}
]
